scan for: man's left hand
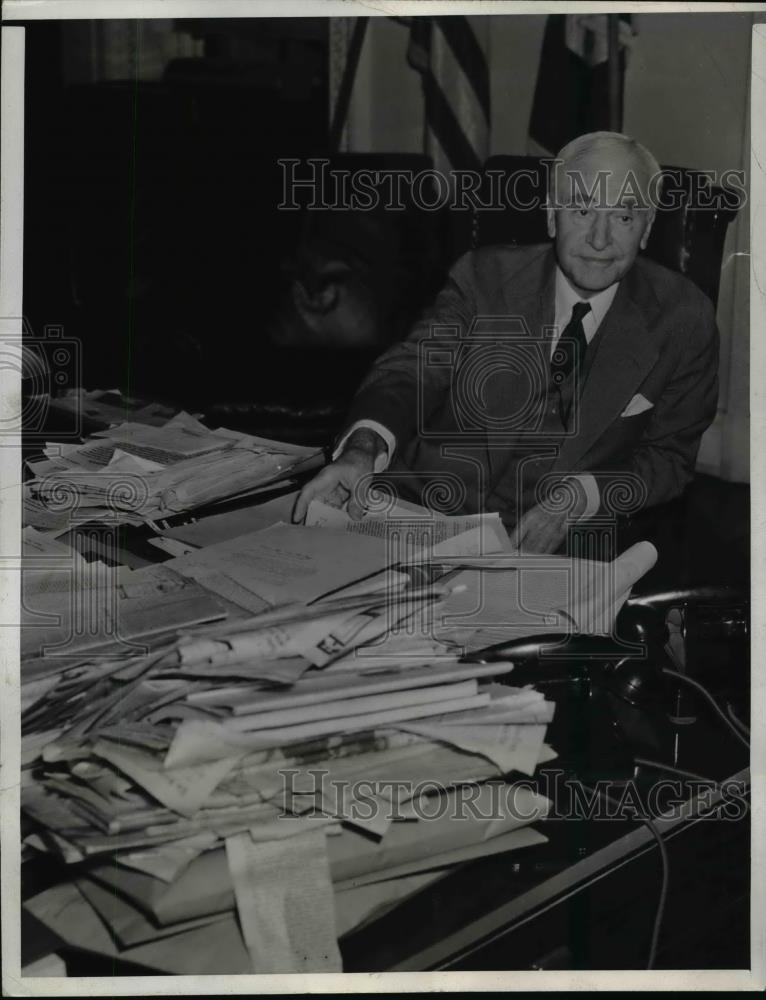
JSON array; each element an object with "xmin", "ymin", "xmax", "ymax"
[{"xmin": 509, "ymin": 478, "xmax": 588, "ymax": 554}]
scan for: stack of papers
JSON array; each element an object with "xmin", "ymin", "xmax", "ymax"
[
  {"xmin": 21, "ymin": 482, "xmax": 658, "ymax": 973},
  {"xmin": 21, "ymin": 577, "xmax": 555, "ymax": 971},
  {"xmin": 24, "ymin": 412, "xmax": 323, "ymax": 531}
]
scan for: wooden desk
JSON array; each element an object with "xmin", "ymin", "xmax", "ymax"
[
  {"xmin": 19, "ymin": 488, "xmax": 751, "ymax": 974},
  {"xmin": 339, "ymin": 669, "xmax": 750, "ymax": 972},
  {"xmin": 340, "ymin": 767, "xmax": 750, "ymax": 970}
]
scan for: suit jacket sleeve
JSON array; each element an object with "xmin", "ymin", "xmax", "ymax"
[
  {"xmin": 340, "ymin": 251, "xmax": 479, "ymax": 457},
  {"xmin": 594, "ymin": 292, "xmax": 720, "ymax": 513}
]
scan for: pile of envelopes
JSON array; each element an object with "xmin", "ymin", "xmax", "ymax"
[
  {"xmin": 20, "ymin": 485, "xmax": 658, "ymax": 973},
  {"xmin": 23, "ymin": 411, "xmax": 323, "ymax": 532}
]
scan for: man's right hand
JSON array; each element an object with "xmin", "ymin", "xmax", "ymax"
[{"xmin": 292, "ymin": 427, "xmax": 387, "ymax": 523}]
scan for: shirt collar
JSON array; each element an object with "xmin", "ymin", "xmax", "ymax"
[{"xmin": 554, "ymin": 265, "xmax": 620, "ymax": 331}]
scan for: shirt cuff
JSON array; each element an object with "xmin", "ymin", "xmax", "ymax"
[
  {"xmin": 566, "ymin": 474, "xmax": 601, "ymax": 520},
  {"xmin": 333, "ymin": 420, "xmax": 395, "ymax": 474}
]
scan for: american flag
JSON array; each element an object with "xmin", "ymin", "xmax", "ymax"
[{"xmin": 406, "ymin": 16, "xmax": 491, "ymax": 176}]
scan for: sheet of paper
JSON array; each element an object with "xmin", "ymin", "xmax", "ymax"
[
  {"xmin": 163, "ymin": 490, "xmax": 301, "ymax": 547},
  {"xmin": 24, "ymin": 882, "xmax": 252, "ymax": 974},
  {"xmin": 21, "ymin": 585, "xmax": 226, "ymax": 659},
  {"xmin": 222, "ymin": 660, "xmax": 513, "ymax": 715},
  {"xmin": 284, "ymin": 744, "xmax": 500, "ymax": 821},
  {"xmin": 327, "ymin": 783, "xmax": 551, "ymax": 883},
  {"xmin": 91, "ymin": 739, "xmax": 242, "ymax": 817},
  {"xmin": 162, "ymin": 655, "xmax": 310, "ymax": 685},
  {"xmin": 22, "ymin": 526, "xmax": 80, "ymax": 559},
  {"xmin": 225, "ymin": 679, "xmax": 480, "ymax": 732},
  {"xmin": 88, "ymin": 846, "xmax": 237, "ymax": 922},
  {"xmin": 225, "ymin": 828, "xmax": 342, "ymax": 973},
  {"xmin": 20, "ymin": 674, "xmax": 61, "ymax": 714},
  {"xmin": 302, "ymin": 600, "xmax": 431, "ymax": 667},
  {"xmin": 164, "ymin": 691, "xmax": 490, "ymax": 766},
  {"xmin": 176, "ymin": 609, "xmax": 359, "ymax": 668},
  {"xmin": 166, "ymin": 722, "xmax": 425, "ymax": 772},
  {"xmin": 166, "ymin": 523, "xmax": 390, "ymax": 605},
  {"xmin": 306, "ymin": 498, "xmax": 510, "ymax": 557},
  {"xmin": 424, "ymin": 687, "xmax": 555, "ymax": 726},
  {"xmin": 115, "ymin": 831, "xmax": 218, "ymax": 883},
  {"xmin": 323, "ymin": 632, "xmax": 462, "ymax": 673},
  {"xmin": 106, "ymin": 447, "xmax": 167, "ymax": 474},
  {"xmin": 435, "ymin": 701, "xmax": 556, "ymax": 725},
  {"xmin": 212, "ymin": 428, "xmax": 319, "ymax": 459},
  {"xmin": 22, "ymin": 954, "xmax": 68, "ymax": 978},
  {"xmin": 388, "ymin": 721, "xmax": 548, "ymax": 776},
  {"xmin": 92, "ymin": 419, "xmax": 233, "ymax": 458},
  {"xmin": 233, "ymin": 691, "xmax": 492, "ymax": 744},
  {"xmin": 568, "ymin": 542, "xmax": 657, "ymax": 634},
  {"xmin": 314, "ymin": 567, "xmax": 410, "ymax": 603},
  {"xmin": 436, "ymin": 563, "xmax": 569, "ymax": 637},
  {"xmin": 172, "ymin": 565, "xmax": 272, "ymax": 615},
  {"xmin": 431, "ymin": 544, "xmax": 657, "ymax": 641},
  {"xmin": 21, "ymin": 730, "xmax": 64, "ymax": 768},
  {"xmin": 75, "ymin": 877, "xmax": 230, "ymax": 948},
  {"xmin": 335, "ymin": 825, "xmax": 548, "ymax": 890},
  {"xmin": 538, "ymin": 742, "xmax": 558, "ymax": 764},
  {"xmin": 147, "ymin": 536, "xmax": 197, "ymax": 557}
]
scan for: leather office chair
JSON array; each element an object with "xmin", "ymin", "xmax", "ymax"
[{"xmin": 207, "ymin": 152, "xmax": 454, "ymax": 444}]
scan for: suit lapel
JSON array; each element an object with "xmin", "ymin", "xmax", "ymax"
[
  {"xmin": 484, "ymin": 250, "xmax": 556, "ymax": 487},
  {"xmin": 552, "ymin": 264, "xmax": 661, "ymax": 473}
]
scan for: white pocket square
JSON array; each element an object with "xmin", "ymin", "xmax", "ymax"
[{"xmin": 620, "ymin": 393, "xmax": 654, "ymax": 418}]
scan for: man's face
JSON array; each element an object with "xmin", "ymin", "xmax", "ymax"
[{"xmin": 547, "ymin": 147, "xmax": 655, "ymax": 296}]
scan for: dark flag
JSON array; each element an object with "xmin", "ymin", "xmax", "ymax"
[{"xmin": 529, "ymin": 14, "xmax": 635, "ymax": 155}]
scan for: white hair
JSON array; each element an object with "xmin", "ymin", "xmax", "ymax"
[{"xmin": 549, "ymin": 131, "xmax": 662, "ymax": 210}]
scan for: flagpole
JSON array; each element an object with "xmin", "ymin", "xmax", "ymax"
[{"xmin": 607, "ymin": 14, "xmax": 621, "ymax": 131}]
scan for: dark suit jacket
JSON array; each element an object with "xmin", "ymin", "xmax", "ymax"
[{"xmin": 343, "ymin": 244, "xmax": 719, "ymax": 521}]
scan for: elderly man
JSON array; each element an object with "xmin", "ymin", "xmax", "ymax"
[{"xmin": 294, "ymin": 131, "xmax": 719, "ymax": 554}]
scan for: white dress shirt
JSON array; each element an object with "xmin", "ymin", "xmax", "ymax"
[
  {"xmin": 549, "ymin": 269, "xmax": 620, "ymax": 515},
  {"xmin": 335, "ymin": 265, "xmax": 622, "ymax": 521},
  {"xmin": 552, "ymin": 266, "xmax": 619, "ymax": 358}
]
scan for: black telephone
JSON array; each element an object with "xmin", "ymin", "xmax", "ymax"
[{"xmin": 461, "ymin": 586, "xmax": 748, "ymax": 770}]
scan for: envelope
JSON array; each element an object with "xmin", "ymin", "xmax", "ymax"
[{"xmin": 620, "ymin": 393, "xmax": 654, "ymax": 417}]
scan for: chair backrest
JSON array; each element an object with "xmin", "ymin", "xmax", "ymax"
[{"xmin": 472, "ymin": 155, "xmax": 739, "ymax": 306}]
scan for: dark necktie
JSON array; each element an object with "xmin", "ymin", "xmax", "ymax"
[{"xmin": 550, "ymin": 300, "xmax": 592, "ymax": 428}]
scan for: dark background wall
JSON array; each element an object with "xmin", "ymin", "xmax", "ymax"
[
  {"xmin": 21, "ymin": 19, "xmax": 458, "ymax": 443},
  {"xmin": 18, "ymin": 14, "xmax": 753, "ymax": 483}
]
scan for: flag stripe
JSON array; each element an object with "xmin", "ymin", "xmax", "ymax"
[
  {"xmin": 407, "ymin": 15, "xmax": 490, "ymax": 173},
  {"xmin": 422, "ymin": 71, "xmax": 484, "ymax": 173},
  {"xmin": 431, "ymin": 28, "xmax": 487, "ymax": 165},
  {"xmin": 436, "ymin": 16, "xmax": 490, "ymax": 123},
  {"xmin": 407, "ymin": 16, "xmax": 432, "ymax": 75}
]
